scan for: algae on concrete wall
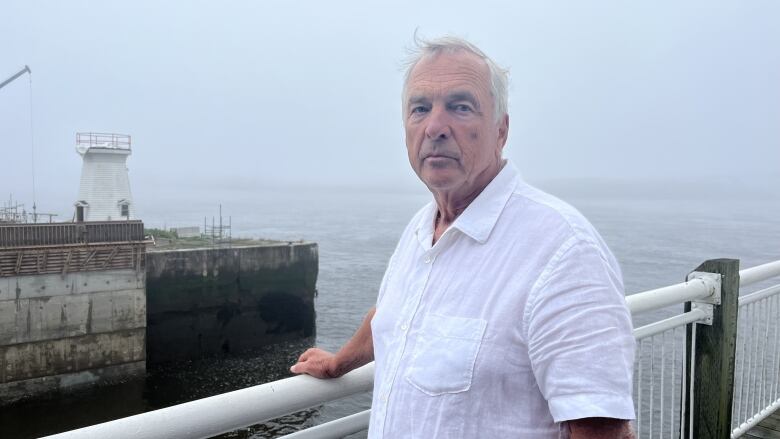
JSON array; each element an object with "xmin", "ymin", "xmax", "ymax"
[{"xmin": 145, "ymin": 243, "xmax": 318, "ymax": 363}]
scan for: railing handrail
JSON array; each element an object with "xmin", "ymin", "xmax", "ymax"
[
  {"xmin": 738, "ymin": 284, "xmax": 780, "ymax": 307},
  {"xmin": 624, "ymin": 260, "xmax": 780, "ymax": 316},
  {"xmin": 42, "ymin": 259, "xmax": 780, "ymax": 439},
  {"xmin": 76, "ymin": 132, "xmax": 131, "ymax": 150},
  {"xmin": 732, "ymin": 397, "xmax": 780, "ymax": 438},
  {"xmin": 281, "ymin": 410, "xmax": 371, "ymax": 439},
  {"xmin": 632, "ymin": 307, "xmax": 709, "ymax": 340},
  {"xmin": 626, "ymin": 277, "xmax": 716, "ymax": 315},
  {"xmin": 0, "ymin": 219, "xmax": 143, "ymax": 228},
  {"xmin": 739, "ymin": 260, "xmax": 780, "ymax": 287},
  {"xmin": 42, "ymin": 364, "xmax": 374, "ymax": 439}
]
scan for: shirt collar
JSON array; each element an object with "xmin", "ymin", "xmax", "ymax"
[{"xmin": 414, "ymin": 160, "xmax": 521, "ymax": 246}]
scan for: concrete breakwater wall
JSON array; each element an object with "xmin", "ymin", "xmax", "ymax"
[
  {"xmin": 146, "ymin": 243, "xmax": 317, "ymax": 363},
  {"xmin": 0, "ymin": 221, "xmax": 147, "ymax": 405},
  {"xmin": 0, "ymin": 270, "xmax": 146, "ymax": 404},
  {"xmin": 0, "ymin": 220, "xmax": 317, "ymax": 405}
]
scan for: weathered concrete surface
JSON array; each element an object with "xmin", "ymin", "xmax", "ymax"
[
  {"xmin": 0, "ymin": 269, "xmax": 146, "ymax": 405},
  {"xmin": 0, "ymin": 361, "xmax": 145, "ymax": 406},
  {"xmin": 0, "ymin": 269, "xmax": 144, "ymax": 302},
  {"xmin": 0, "ymin": 328, "xmax": 145, "ymax": 382},
  {"xmin": 146, "ymin": 243, "xmax": 317, "ymax": 363}
]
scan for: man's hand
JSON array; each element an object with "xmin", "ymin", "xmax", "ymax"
[
  {"xmin": 290, "ymin": 348, "xmax": 343, "ymax": 379},
  {"xmin": 290, "ymin": 307, "xmax": 376, "ymax": 379},
  {"xmin": 566, "ymin": 418, "xmax": 635, "ymax": 439}
]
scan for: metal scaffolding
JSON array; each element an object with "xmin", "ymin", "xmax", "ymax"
[{"xmin": 203, "ymin": 204, "xmax": 232, "ymax": 246}]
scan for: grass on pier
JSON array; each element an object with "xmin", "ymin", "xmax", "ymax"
[{"xmin": 145, "ymin": 228, "xmax": 296, "ymax": 251}]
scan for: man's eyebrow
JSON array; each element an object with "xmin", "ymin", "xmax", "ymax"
[{"xmin": 407, "ymin": 95, "xmax": 429, "ymax": 107}]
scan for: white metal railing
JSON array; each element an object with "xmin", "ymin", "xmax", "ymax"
[
  {"xmin": 281, "ymin": 410, "xmax": 371, "ymax": 439},
  {"xmin": 631, "ymin": 260, "xmax": 780, "ymax": 439},
  {"xmin": 41, "ymin": 364, "xmax": 374, "ymax": 439},
  {"xmin": 730, "ymin": 260, "xmax": 780, "ymax": 438},
  {"xmin": 43, "ymin": 260, "xmax": 780, "ymax": 439},
  {"xmin": 630, "ymin": 272, "xmax": 718, "ymax": 439},
  {"xmin": 633, "ymin": 319, "xmax": 688, "ymax": 439},
  {"xmin": 740, "ymin": 260, "xmax": 780, "ymax": 287},
  {"xmin": 730, "ymin": 284, "xmax": 780, "ymax": 437},
  {"xmin": 625, "ymin": 274, "xmax": 719, "ymax": 315}
]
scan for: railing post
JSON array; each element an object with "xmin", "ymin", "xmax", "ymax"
[{"xmin": 682, "ymin": 259, "xmax": 740, "ymax": 439}]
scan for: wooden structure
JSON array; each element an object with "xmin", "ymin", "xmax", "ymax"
[
  {"xmin": 0, "ymin": 221, "xmax": 147, "ymax": 277},
  {"xmin": 683, "ymin": 259, "xmax": 740, "ymax": 439},
  {"xmin": 745, "ymin": 412, "xmax": 780, "ymax": 438}
]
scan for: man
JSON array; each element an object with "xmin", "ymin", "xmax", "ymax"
[{"xmin": 291, "ymin": 36, "xmax": 635, "ymax": 438}]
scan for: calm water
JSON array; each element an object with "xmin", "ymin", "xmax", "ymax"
[{"xmin": 2, "ymin": 186, "xmax": 779, "ymax": 438}]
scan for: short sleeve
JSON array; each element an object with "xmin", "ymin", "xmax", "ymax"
[{"xmin": 525, "ymin": 237, "xmax": 635, "ymax": 422}]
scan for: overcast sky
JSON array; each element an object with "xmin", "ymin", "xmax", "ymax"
[{"xmin": 1, "ymin": 1, "xmax": 778, "ymax": 216}]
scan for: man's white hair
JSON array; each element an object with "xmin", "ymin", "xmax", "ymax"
[{"xmin": 402, "ymin": 35, "xmax": 509, "ymax": 120}]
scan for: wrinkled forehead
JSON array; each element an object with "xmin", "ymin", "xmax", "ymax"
[{"xmin": 404, "ymin": 51, "xmax": 492, "ymax": 99}]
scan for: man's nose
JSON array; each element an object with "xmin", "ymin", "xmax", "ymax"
[{"xmin": 424, "ymin": 107, "xmax": 451, "ymax": 140}]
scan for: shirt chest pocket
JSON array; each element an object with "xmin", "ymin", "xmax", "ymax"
[{"xmin": 405, "ymin": 314, "xmax": 487, "ymax": 396}]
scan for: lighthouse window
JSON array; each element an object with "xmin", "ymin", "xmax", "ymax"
[{"xmin": 121, "ymin": 204, "xmax": 129, "ymax": 218}]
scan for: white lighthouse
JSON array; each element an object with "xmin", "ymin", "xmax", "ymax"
[{"xmin": 74, "ymin": 132, "xmax": 134, "ymax": 222}]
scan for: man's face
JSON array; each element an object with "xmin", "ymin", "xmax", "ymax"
[{"xmin": 404, "ymin": 51, "xmax": 508, "ymax": 194}]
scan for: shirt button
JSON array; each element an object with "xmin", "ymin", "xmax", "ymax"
[
  {"xmin": 424, "ymin": 256, "xmax": 432, "ymax": 264},
  {"xmin": 381, "ymin": 394, "xmax": 388, "ymax": 402},
  {"xmin": 401, "ymin": 323, "xmax": 408, "ymax": 330}
]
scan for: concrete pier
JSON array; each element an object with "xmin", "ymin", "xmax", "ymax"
[
  {"xmin": 0, "ymin": 222, "xmax": 147, "ymax": 405},
  {"xmin": 0, "ymin": 221, "xmax": 319, "ymax": 404},
  {"xmin": 145, "ymin": 243, "xmax": 318, "ymax": 363}
]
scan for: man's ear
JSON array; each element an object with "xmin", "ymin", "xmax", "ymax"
[{"xmin": 498, "ymin": 114, "xmax": 509, "ymax": 149}]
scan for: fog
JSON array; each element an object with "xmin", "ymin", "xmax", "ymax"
[{"xmin": 1, "ymin": 1, "xmax": 779, "ymax": 218}]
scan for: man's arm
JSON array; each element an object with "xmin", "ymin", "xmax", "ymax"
[
  {"xmin": 290, "ymin": 307, "xmax": 376, "ymax": 379},
  {"xmin": 566, "ymin": 418, "xmax": 635, "ymax": 439}
]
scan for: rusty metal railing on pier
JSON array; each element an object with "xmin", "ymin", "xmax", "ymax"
[
  {"xmin": 0, "ymin": 221, "xmax": 148, "ymax": 277},
  {"xmin": 0, "ymin": 221, "xmax": 144, "ymax": 248}
]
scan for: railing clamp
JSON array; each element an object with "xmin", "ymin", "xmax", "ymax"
[{"xmin": 687, "ymin": 271, "xmax": 722, "ymax": 325}]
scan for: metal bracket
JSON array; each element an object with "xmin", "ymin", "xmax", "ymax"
[
  {"xmin": 687, "ymin": 271, "xmax": 722, "ymax": 304},
  {"xmin": 686, "ymin": 271, "xmax": 722, "ymax": 326},
  {"xmin": 691, "ymin": 302, "xmax": 714, "ymax": 325}
]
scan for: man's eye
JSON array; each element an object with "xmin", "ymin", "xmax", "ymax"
[
  {"xmin": 411, "ymin": 106, "xmax": 429, "ymax": 114},
  {"xmin": 448, "ymin": 102, "xmax": 474, "ymax": 113}
]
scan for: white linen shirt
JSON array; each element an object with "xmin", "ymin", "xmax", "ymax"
[{"xmin": 368, "ymin": 161, "xmax": 635, "ymax": 438}]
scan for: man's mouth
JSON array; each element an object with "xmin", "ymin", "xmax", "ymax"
[
  {"xmin": 424, "ymin": 154, "xmax": 457, "ymax": 161},
  {"xmin": 422, "ymin": 155, "xmax": 458, "ymax": 169}
]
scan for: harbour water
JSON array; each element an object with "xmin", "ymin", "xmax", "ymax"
[{"xmin": 2, "ymin": 183, "xmax": 779, "ymax": 438}]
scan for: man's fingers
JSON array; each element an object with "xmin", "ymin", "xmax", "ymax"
[
  {"xmin": 297, "ymin": 347, "xmax": 323, "ymax": 362},
  {"xmin": 297, "ymin": 350, "xmax": 311, "ymax": 363},
  {"xmin": 290, "ymin": 349, "xmax": 335, "ymax": 378},
  {"xmin": 291, "ymin": 354, "xmax": 312, "ymax": 373},
  {"xmin": 291, "ymin": 348, "xmax": 328, "ymax": 375},
  {"xmin": 290, "ymin": 359, "xmax": 321, "ymax": 376}
]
